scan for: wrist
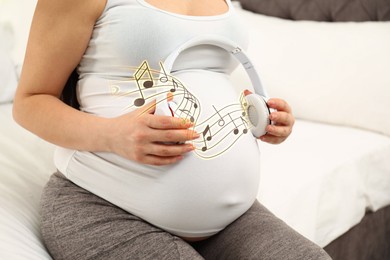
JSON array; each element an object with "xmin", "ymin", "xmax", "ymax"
[{"xmin": 91, "ymin": 116, "xmax": 115, "ymax": 153}]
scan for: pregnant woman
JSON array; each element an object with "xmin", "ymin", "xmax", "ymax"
[{"xmin": 13, "ymin": 0, "xmax": 330, "ymax": 259}]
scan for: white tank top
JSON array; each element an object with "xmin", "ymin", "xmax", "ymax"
[{"xmin": 54, "ymin": 0, "xmax": 261, "ymax": 238}]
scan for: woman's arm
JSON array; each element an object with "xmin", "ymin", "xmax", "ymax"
[
  {"xmin": 13, "ymin": 0, "xmax": 109, "ymax": 151},
  {"xmin": 13, "ymin": 0, "xmax": 198, "ymax": 166}
]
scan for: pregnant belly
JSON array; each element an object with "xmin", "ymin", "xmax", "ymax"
[
  {"xmin": 66, "ymin": 138, "xmax": 260, "ymax": 237},
  {"xmin": 64, "ymin": 70, "xmax": 261, "ymax": 237}
]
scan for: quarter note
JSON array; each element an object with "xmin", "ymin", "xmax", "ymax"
[
  {"xmin": 201, "ymin": 125, "xmax": 212, "ymax": 152},
  {"xmin": 241, "ymin": 117, "xmax": 249, "ymax": 134}
]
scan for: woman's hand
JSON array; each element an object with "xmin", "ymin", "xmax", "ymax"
[
  {"xmin": 259, "ymin": 98, "xmax": 295, "ymax": 144},
  {"xmin": 107, "ymin": 100, "xmax": 199, "ymax": 166}
]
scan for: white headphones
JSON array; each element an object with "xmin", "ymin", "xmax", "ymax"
[{"xmin": 155, "ymin": 34, "xmax": 271, "ymax": 137}]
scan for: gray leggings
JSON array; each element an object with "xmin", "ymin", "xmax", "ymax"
[{"xmin": 41, "ymin": 172, "xmax": 331, "ymax": 260}]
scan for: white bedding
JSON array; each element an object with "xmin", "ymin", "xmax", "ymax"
[
  {"xmin": 0, "ymin": 104, "xmax": 55, "ymax": 260},
  {"xmin": 230, "ymin": 2, "xmax": 390, "ymax": 247},
  {"xmin": 258, "ymin": 120, "xmax": 390, "ymax": 247},
  {"xmin": 1, "ymin": 101, "xmax": 390, "ymax": 258}
]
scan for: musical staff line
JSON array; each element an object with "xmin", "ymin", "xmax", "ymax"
[
  {"xmin": 192, "ymin": 111, "xmax": 250, "ymax": 146},
  {"xmin": 108, "ymin": 60, "xmax": 254, "ymax": 160},
  {"xmin": 194, "ymin": 131, "xmax": 247, "ymax": 159}
]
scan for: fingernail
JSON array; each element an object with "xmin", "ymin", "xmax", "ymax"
[
  {"xmin": 167, "ymin": 92, "xmax": 174, "ymax": 102},
  {"xmin": 244, "ymin": 89, "xmax": 252, "ymax": 96},
  {"xmin": 192, "ymin": 131, "xmax": 200, "ymax": 139},
  {"xmin": 187, "ymin": 145, "xmax": 195, "ymax": 151}
]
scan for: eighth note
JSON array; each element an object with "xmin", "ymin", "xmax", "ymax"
[
  {"xmin": 133, "ymin": 61, "xmax": 154, "ymax": 107},
  {"xmin": 201, "ymin": 125, "xmax": 212, "ymax": 152},
  {"xmin": 170, "ymin": 79, "xmax": 178, "ymax": 93}
]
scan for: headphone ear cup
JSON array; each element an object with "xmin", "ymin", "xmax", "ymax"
[{"xmin": 244, "ymin": 94, "xmax": 270, "ymax": 137}]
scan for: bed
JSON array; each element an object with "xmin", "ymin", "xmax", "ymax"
[
  {"xmin": 231, "ymin": 0, "xmax": 390, "ymax": 259},
  {"xmin": 1, "ymin": 0, "xmax": 390, "ymax": 259}
]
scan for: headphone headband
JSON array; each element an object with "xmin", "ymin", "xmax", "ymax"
[
  {"xmin": 155, "ymin": 34, "xmax": 271, "ymax": 140},
  {"xmin": 162, "ymin": 34, "xmax": 268, "ymax": 97}
]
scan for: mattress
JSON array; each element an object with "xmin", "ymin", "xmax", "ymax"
[
  {"xmin": 1, "ymin": 102, "xmax": 390, "ymax": 258},
  {"xmin": 257, "ymin": 119, "xmax": 390, "ymax": 247}
]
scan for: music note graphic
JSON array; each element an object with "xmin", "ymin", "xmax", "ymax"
[
  {"xmin": 240, "ymin": 91, "xmax": 248, "ymax": 117},
  {"xmin": 228, "ymin": 113, "xmax": 239, "ymax": 135},
  {"xmin": 159, "ymin": 61, "xmax": 169, "ymax": 83},
  {"xmin": 170, "ymin": 79, "xmax": 178, "ymax": 93},
  {"xmin": 212, "ymin": 105, "xmax": 225, "ymax": 127},
  {"xmin": 183, "ymin": 90, "xmax": 198, "ymax": 109},
  {"xmin": 179, "ymin": 109, "xmax": 195, "ymax": 122},
  {"xmin": 241, "ymin": 116, "xmax": 249, "ymax": 134},
  {"xmin": 110, "ymin": 63, "xmax": 252, "ymax": 160},
  {"xmin": 201, "ymin": 125, "xmax": 212, "ymax": 151},
  {"xmin": 110, "ymin": 85, "xmax": 120, "ymax": 95},
  {"xmin": 240, "ymin": 91, "xmax": 248, "ymax": 107},
  {"xmin": 133, "ymin": 61, "xmax": 154, "ymax": 107}
]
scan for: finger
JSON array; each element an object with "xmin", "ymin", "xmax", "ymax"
[
  {"xmin": 146, "ymin": 115, "xmax": 194, "ymax": 130},
  {"xmin": 150, "ymin": 143, "xmax": 195, "ymax": 157},
  {"xmin": 259, "ymin": 134, "xmax": 286, "ymax": 145},
  {"xmin": 269, "ymin": 111, "xmax": 294, "ymax": 126},
  {"xmin": 265, "ymin": 124, "xmax": 292, "ymax": 138},
  {"xmin": 267, "ymin": 98, "xmax": 292, "ymax": 113},
  {"xmin": 149, "ymin": 128, "xmax": 200, "ymax": 143},
  {"xmin": 142, "ymin": 154, "xmax": 184, "ymax": 166}
]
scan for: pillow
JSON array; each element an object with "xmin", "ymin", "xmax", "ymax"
[
  {"xmin": 0, "ymin": 50, "xmax": 17, "ymax": 103},
  {"xmin": 236, "ymin": 0, "xmax": 390, "ymax": 21},
  {"xmin": 0, "ymin": 0, "xmax": 37, "ymax": 65},
  {"xmin": 0, "ymin": 0, "xmax": 37, "ymax": 103},
  {"xmin": 0, "ymin": 23, "xmax": 18, "ymax": 104},
  {"xmin": 233, "ymin": 8, "xmax": 390, "ymax": 136}
]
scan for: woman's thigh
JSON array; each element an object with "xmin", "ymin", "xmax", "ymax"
[
  {"xmin": 40, "ymin": 171, "xmax": 203, "ymax": 260},
  {"xmin": 192, "ymin": 200, "xmax": 331, "ymax": 260}
]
